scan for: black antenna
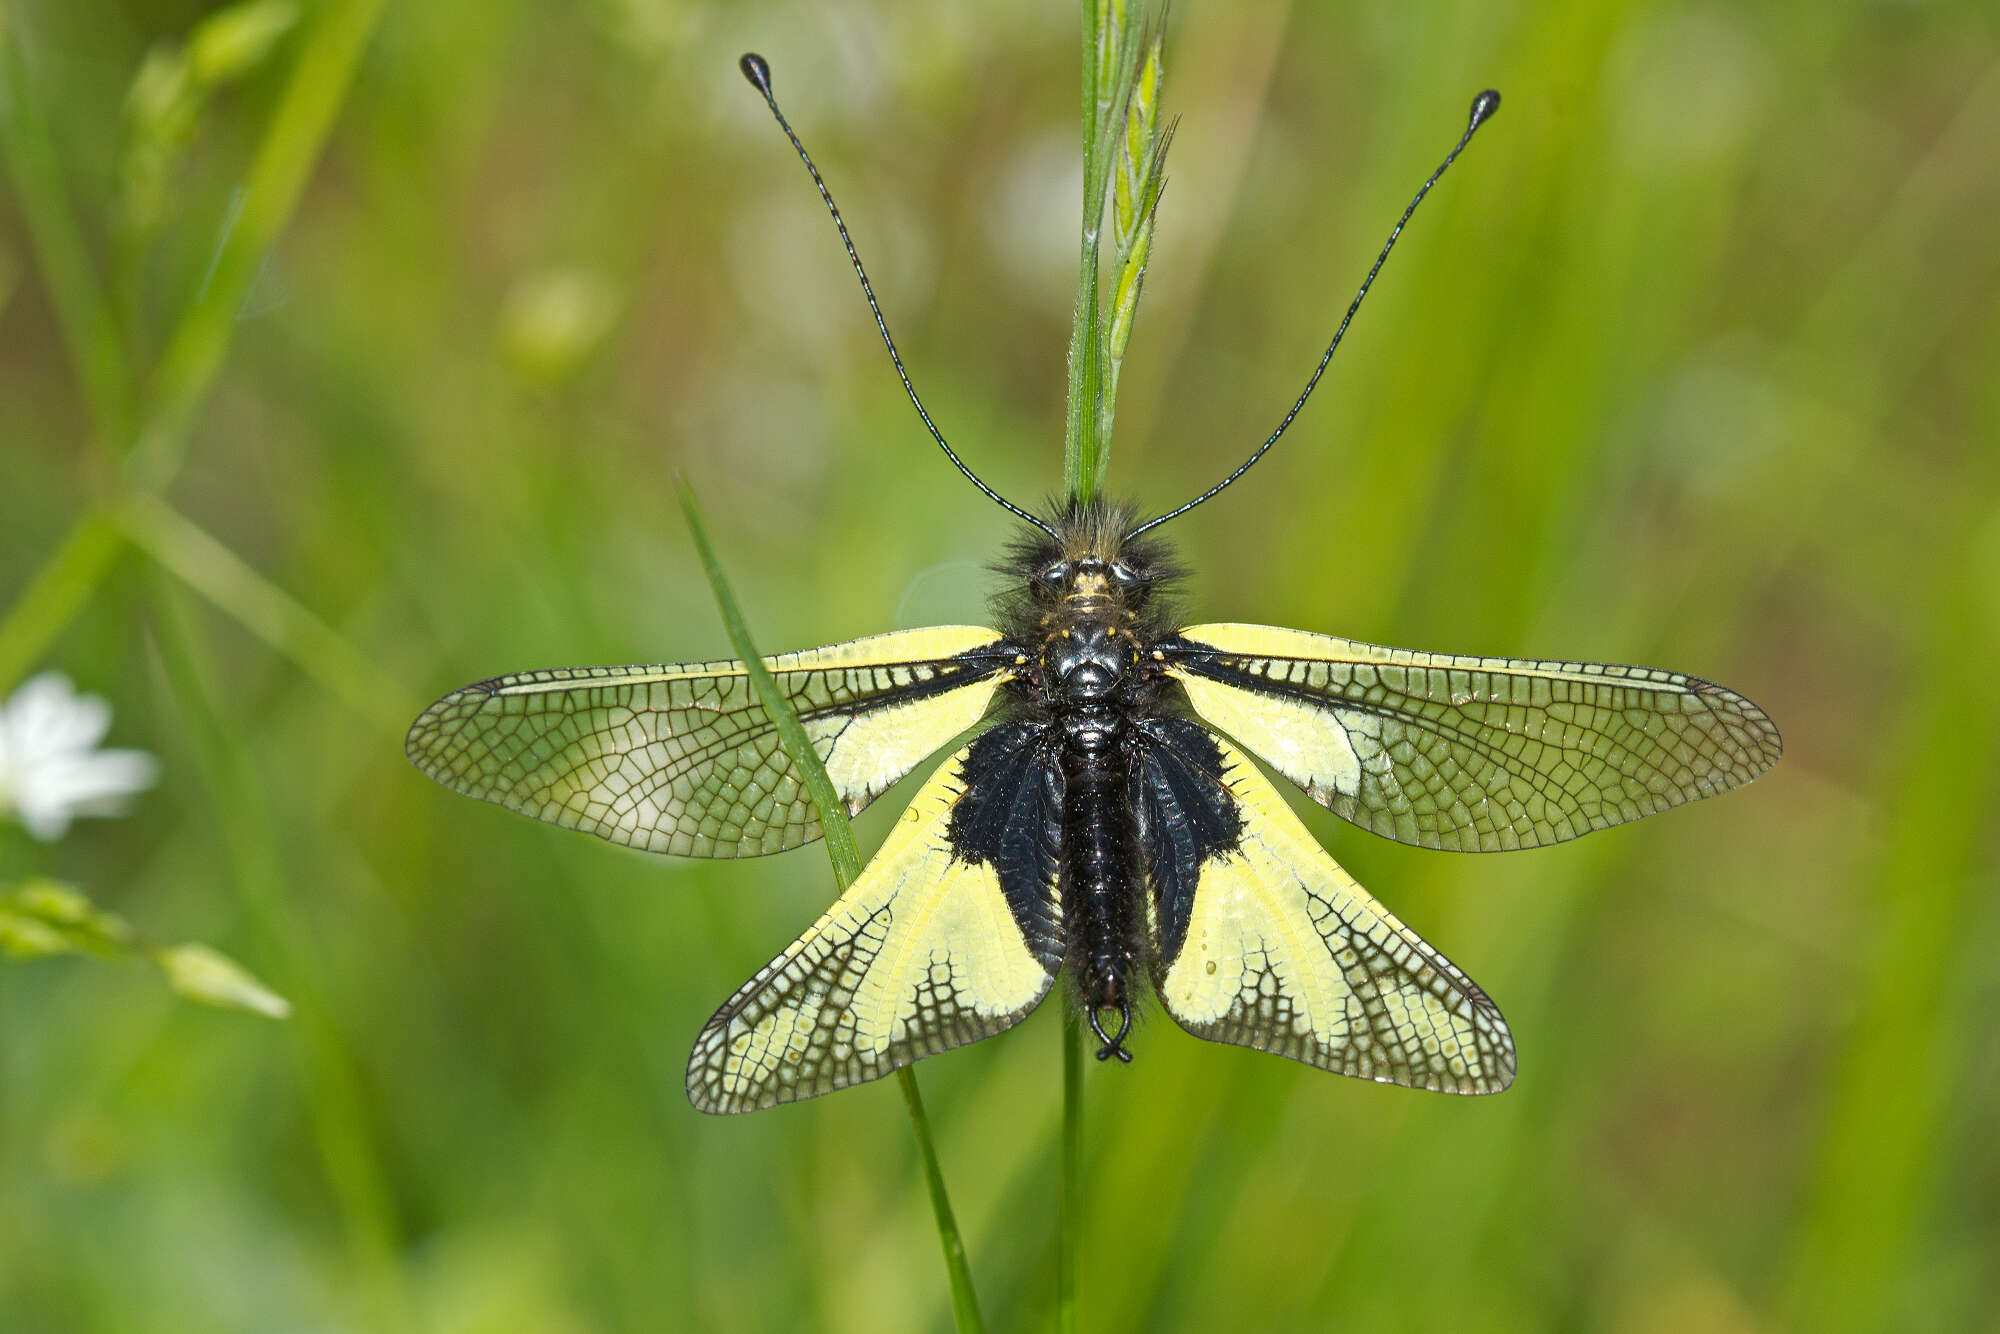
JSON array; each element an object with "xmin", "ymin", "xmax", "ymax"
[
  {"xmin": 738, "ymin": 54, "xmax": 1058, "ymax": 540},
  {"xmin": 1126, "ymin": 89, "xmax": 1502, "ymax": 540}
]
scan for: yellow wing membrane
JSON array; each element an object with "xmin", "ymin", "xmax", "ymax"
[
  {"xmin": 687, "ymin": 731, "xmax": 1062, "ymax": 1113},
  {"xmin": 407, "ymin": 627, "xmax": 1010, "ymax": 857},
  {"xmin": 1148, "ymin": 732, "xmax": 1515, "ymax": 1094},
  {"xmin": 1168, "ymin": 623, "xmax": 1781, "ymax": 853}
]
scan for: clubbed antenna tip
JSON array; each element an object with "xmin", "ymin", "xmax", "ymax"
[
  {"xmin": 734, "ymin": 48, "xmax": 1057, "ymax": 539},
  {"xmin": 1124, "ymin": 84, "xmax": 1506, "ymax": 540},
  {"xmin": 1470, "ymin": 89, "xmax": 1501, "ymax": 130}
]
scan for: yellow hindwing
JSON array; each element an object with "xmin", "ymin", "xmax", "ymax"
[
  {"xmin": 687, "ymin": 735, "xmax": 1058, "ymax": 1113},
  {"xmin": 1155, "ymin": 735, "xmax": 1516, "ymax": 1094}
]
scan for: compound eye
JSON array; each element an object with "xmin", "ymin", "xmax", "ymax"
[
  {"xmin": 1037, "ymin": 560, "xmax": 1067, "ymax": 587},
  {"xmin": 1109, "ymin": 562, "xmax": 1139, "ymax": 585}
]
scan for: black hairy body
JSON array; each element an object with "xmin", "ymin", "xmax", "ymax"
[
  {"xmin": 410, "ymin": 64, "xmax": 1780, "ymax": 1110},
  {"xmin": 948, "ymin": 498, "xmax": 1240, "ymax": 1061}
]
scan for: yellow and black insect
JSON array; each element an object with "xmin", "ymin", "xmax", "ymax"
[{"xmin": 408, "ymin": 55, "xmax": 1780, "ymax": 1113}]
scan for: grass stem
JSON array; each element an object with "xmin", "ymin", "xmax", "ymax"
[
  {"xmin": 1059, "ymin": 1013, "xmax": 1084, "ymax": 1334},
  {"xmin": 0, "ymin": 17, "xmax": 133, "ymax": 450},
  {"xmin": 117, "ymin": 495, "xmax": 408, "ymax": 737},
  {"xmin": 0, "ymin": 509, "xmax": 125, "ymax": 697},
  {"xmin": 679, "ymin": 481, "xmax": 985, "ymax": 1334},
  {"xmin": 145, "ymin": 575, "xmax": 413, "ymax": 1334},
  {"xmin": 128, "ymin": 0, "xmax": 389, "ymax": 492}
]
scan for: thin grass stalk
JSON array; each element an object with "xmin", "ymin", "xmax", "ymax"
[
  {"xmin": 1066, "ymin": 0, "xmax": 1165, "ymax": 504},
  {"xmin": 1101, "ymin": 28, "xmax": 1168, "ymax": 455},
  {"xmin": 0, "ymin": 0, "xmax": 390, "ymax": 703},
  {"xmin": 1778, "ymin": 580, "xmax": 2000, "ymax": 1333},
  {"xmin": 678, "ymin": 481, "xmax": 985, "ymax": 1334},
  {"xmin": 1058, "ymin": 1013, "xmax": 1084, "ymax": 1334},
  {"xmin": 0, "ymin": 510, "xmax": 125, "ymax": 697},
  {"xmin": 1062, "ymin": 0, "xmax": 1110, "ymax": 501},
  {"xmin": 127, "ymin": 0, "xmax": 388, "ymax": 490},
  {"xmin": 1058, "ymin": 0, "xmax": 1162, "ymax": 1319},
  {"xmin": 899, "ymin": 1064, "xmax": 984, "ymax": 1334},
  {"xmin": 1064, "ymin": 0, "xmax": 1147, "ymax": 501},
  {"xmin": 117, "ymin": 494, "xmax": 408, "ymax": 736},
  {"xmin": 0, "ymin": 17, "xmax": 133, "ymax": 450},
  {"xmin": 145, "ymin": 575, "xmax": 413, "ymax": 1333}
]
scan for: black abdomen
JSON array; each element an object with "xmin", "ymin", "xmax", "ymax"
[{"xmin": 1059, "ymin": 711, "xmax": 1142, "ymax": 1061}]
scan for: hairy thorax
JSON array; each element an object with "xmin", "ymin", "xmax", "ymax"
[
  {"xmin": 998, "ymin": 497, "xmax": 1180, "ymax": 717},
  {"xmin": 992, "ymin": 497, "xmax": 1184, "ymax": 1061}
]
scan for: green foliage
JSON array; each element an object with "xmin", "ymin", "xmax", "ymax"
[
  {"xmin": 1102, "ymin": 22, "xmax": 1168, "ymax": 454},
  {"xmin": 1064, "ymin": 0, "xmax": 1167, "ymax": 502},
  {"xmin": 1058, "ymin": 9, "xmax": 1173, "ymax": 1328},
  {"xmin": 681, "ymin": 482, "xmax": 985, "ymax": 1334},
  {"xmin": 3, "ymin": 1, "xmax": 1998, "ymax": 1332},
  {"xmin": 679, "ymin": 484, "xmax": 864, "ymax": 891},
  {"xmin": 116, "ymin": 0, "xmax": 301, "ymax": 263},
  {"xmin": 1, "ymin": 879, "xmax": 289, "ymax": 1017},
  {"xmin": 0, "ymin": 880, "xmax": 133, "ymax": 958}
]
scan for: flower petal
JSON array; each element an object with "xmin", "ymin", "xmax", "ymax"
[
  {"xmin": 2, "ymin": 674, "xmax": 156, "ymax": 841},
  {"xmin": 8, "ymin": 673, "xmax": 113, "ymax": 758},
  {"xmin": 14, "ymin": 796, "xmax": 74, "ymax": 841}
]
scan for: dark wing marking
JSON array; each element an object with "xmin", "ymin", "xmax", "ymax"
[
  {"xmin": 1166, "ymin": 623, "xmax": 1781, "ymax": 852},
  {"xmin": 407, "ymin": 627, "xmax": 1014, "ymax": 857},
  {"xmin": 1130, "ymin": 717, "xmax": 1243, "ymax": 968},
  {"xmin": 946, "ymin": 720, "xmax": 1066, "ymax": 970},
  {"xmin": 1142, "ymin": 724, "xmax": 1515, "ymax": 1095},
  {"xmin": 687, "ymin": 724, "xmax": 1064, "ymax": 1112}
]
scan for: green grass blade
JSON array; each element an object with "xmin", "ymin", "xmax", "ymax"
[
  {"xmin": 900, "ymin": 1064, "xmax": 987, "ymax": 1334},
  {"xmin": 1066, "ymin": 1, "xmax": 1163, "ymax": 502},
  {"xmin": 1063, "ymin": 262, "xmax": 1105, "ymax": 504},
  {"xmin": 1778, "ymin": 583, "xmax": 2000, "ymax": 1332},
  {"xmin": 0, "ymin": 15, "xmax": 132, "ymax": 447},
  {"xmin": 676, "ymin": 482, "xmax": 863, "ymax": 888},
  {"xmin": 145, "ymin": 574, "xmax": 412, "ymax": 1333},
  {"xmin": 1101, "ymin": 28, "xmax": 1166, "ymax": 457},
  {"xmin": 0, "ymin": 508, "xmax": 125, "ymax": 696},
  {"xmin": 678, "ymin": 480, "xmax": 985, "ymax": 1334},
  {"xmin": 1058, "ymin": 1, "xmax": 1153, "ymax": 1319},
  {"xmin": 127, "ymin": 0, "xmax": 388, "ymax": 490},
  {"xmin": 1063, "ymin": 0, "xmax": 1119, "ymax": 502},
  {"xmin": 117, "ymin": 494, "xmax": 408, "ymax": 736},
  {"xmin": 1058, "ymin": 1013, "xmax": 1084, "ymax": 1334},
  {"xmin": 0, "ymin": 0, "xmax": 386, "ymax": 701}
]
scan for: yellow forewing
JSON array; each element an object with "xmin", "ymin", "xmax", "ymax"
[
  {"xmin": 1154, "ymin": 735, "xmax": 1515, "ymax": 1094},
  {"xmin": 407, "ymin": 626, "xmax": 1009, "ymax": 857},
  {"xmin": 1171, "ymin": 622, "xmax": 1780, "ymax": 852},
  {"xmin": 686, "ymin": 737, "xmax": 1059, "ymax": 1113}
]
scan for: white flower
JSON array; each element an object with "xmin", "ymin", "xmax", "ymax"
[{"xmin": 0, "ymin": 673, "xmax": 158, "ymax": 842}]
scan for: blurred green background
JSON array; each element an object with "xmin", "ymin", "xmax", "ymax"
[{"xmin": 5, "ymin": 0, "xmax": 1999, "ymax": 1330}]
